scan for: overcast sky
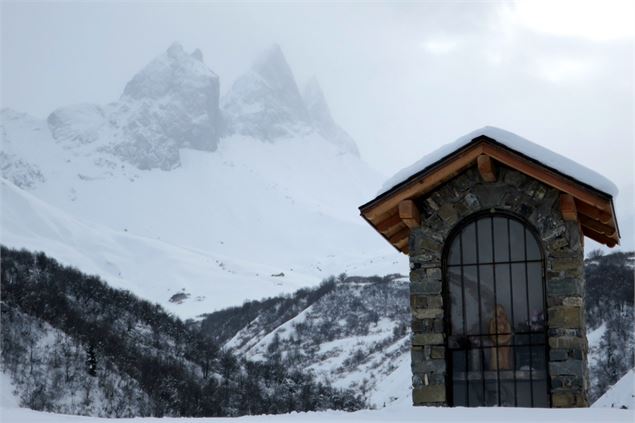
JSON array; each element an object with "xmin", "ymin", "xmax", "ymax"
[{"xmin": 1, "ymin": 0, "xmax": 633, "ymax": 249}]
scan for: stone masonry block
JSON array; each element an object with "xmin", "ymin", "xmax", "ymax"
[
  {"xmin": 549, "ymin": 360, "xmax": 585, "ymax": 377},
  {"xmin": 413, "ymin": 308, "xmax": 444, "ymax": 319},
  {"xmin": 412, "ymin": 333, "xmax": 444, "ymax": 346},
  {"xmin": 413, "ymin": 385, "xmax": 446, "ymax": 404},
  {"xmin": 549, "ymin": 306, "xmax": 583, "ymax": 329},
  {"xmin": 412, "ymin": 359, "xmax": 446, "ymax": 374},
  {"xmin": 546, "ymin": 278, "xmax": 583, "ymax": 297},
  {"xmin": 411, "ymin": 281, "xmax": 442, "ymax": 295}
]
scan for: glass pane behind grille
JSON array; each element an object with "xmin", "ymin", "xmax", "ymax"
[{"xmin": 445, "ymin": 214, "xmax": 548, "ymax": 408}]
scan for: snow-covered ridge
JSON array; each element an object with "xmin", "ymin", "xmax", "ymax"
[{"xmin": 379, "ymin": 126, "xmax": 619, "ymax": 197}]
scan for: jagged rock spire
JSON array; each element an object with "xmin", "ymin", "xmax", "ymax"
[{"xmin": 221, "ymin": 44, "xmax": 311, "ymax": 140}]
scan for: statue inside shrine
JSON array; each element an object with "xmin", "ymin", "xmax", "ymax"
[{"xmin": 489, "ymin": 304, "xmax": 512, "ymax": 370}]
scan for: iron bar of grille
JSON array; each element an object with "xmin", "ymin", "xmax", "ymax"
[
  {"xmin": 507, "ymin": 218, "xmax": 518, "ymax": 406},
  {"xmin": 446, "ymin": 259, "xmax": 542, "ymax": 267},
  {"xmin": 451, "ymin": 332, "xmax": 545, "ymax": 351},
  {"xmin": 459, "ymin": 231, "xmax": 468, "ymax": 405},
  {"xmin": 446, "ymin": 212, "xmax": 548, "ymax": 407},
  {"xmin": 523, "ymin": 227, "xmax": 534, "ymax": 406},
  {"xmin": 540, "ymin": 233, "xmax": 550, "ymax": 407},
  {"xmin": 475, "ymin": 220, "xmax": 486, "ymax": 401},
  {"xmin": 490, "ymin": 217, "xmax": 501, "ymax": 406}
]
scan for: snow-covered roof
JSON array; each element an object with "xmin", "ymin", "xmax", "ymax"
[
  {"xmin": 360, "ymin": 126, "xmax": 620, "ymax": 252},
  {"xmin": 379, "ymin": 126, "xmax": 618, "ymax": 198}
]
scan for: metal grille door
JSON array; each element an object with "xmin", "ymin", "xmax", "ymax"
[{"xmin": 445, "ymin": 213, "xmax": 550, "ymax": 407}]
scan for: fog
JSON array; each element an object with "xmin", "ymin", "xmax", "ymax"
[{"xmin": 1, "ymin": 1, "xmax": 633, "ymax": 250}]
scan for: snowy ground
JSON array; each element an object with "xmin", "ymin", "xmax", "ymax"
[
  {"xmin": 592, "ymin": 369, "xmax": 635, "ymax": 410},
  {"xmin": 1, "ymin": 370, "xmax": 632, "ymax": 422},
  {"xmin": 2, "ymin": 401, "xmax": 632, "ymax": 423}
]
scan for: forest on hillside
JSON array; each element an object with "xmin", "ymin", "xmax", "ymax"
[
  {"xmin": 0, "ymin": 247, "xmax": 363, "ymax": 417},
  {"xmin": 1, "ymin": 246, "xmax": 633, "ymax": 416}
]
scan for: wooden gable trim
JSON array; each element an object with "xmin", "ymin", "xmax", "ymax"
[
  {"xmin": 361, "ymin": 142, "xmax": 485, "ymax": 222},
  {"xmin": 360, "ymin": 138, "xmax": 619, "ymax": 251},
  {"xmin": 480, "ymin": 143, "xmax": 612, "ymax": 211}
]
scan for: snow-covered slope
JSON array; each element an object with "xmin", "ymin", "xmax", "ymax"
[
  {"xmin": 215, "ymin": 276, "xmax": 411, "ymax": 408},
  {"xmin": 0, "ymin": 43, "xmax": 406, "ymax": 318},
  {"xmin": 593, "ymin": 369, "xmax": 635, "ymax": 409}
]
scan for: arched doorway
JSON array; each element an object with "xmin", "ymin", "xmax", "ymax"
[{"xmin": 444, "ymin": 212, "xmax": 550, "ymax": 407}]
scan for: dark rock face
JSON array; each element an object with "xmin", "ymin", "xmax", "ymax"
[
  {"xmin": 409, "ymin": 166, "xmax": 588, "ymax": 408},
  {"xmin": 119, "ymin": 43, "xmax": 221, "ymax": 157}
]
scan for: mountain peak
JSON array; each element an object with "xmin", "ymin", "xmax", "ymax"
[
  {"xmin": 166, "ymin": 41, "xmax": 185, "ymax": 57},
  {"xmin": 252, "ymin": 44, "xmax": 286, "ymax": 73},
  {"xmin": 47, "ymin": 43, "xmax": 222, "ymax": 170},
  {"xmin": 191, "ymin": 48, "xmax": 204, "ymax": 62},
  {"xmin": 122, "ymin": 42, "xmax": 217, "ymax": 101},
  {"xmin": 222, "ymin": 44, "xmax": 310, "ymax": 140}
]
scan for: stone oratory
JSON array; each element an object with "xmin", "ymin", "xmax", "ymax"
[{"xmin": 359, "ymin": 127, "xmax": 620, "ymax": 408}]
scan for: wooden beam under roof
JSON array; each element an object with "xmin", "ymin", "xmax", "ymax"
[
  {"xmin": 477, "ymin": 154, "xmax": 496, "ymax": 182},
  {"xmin": 399, "ymin": 200, "xmax": 421, "ymax": 229},
  {"xmin": 575, "ymin": 200, "xmax": 611, "ymax": 224},
  {"xmin": 376, "ymin": 213, "xmax": 402, "ymax": 233},
  {"xmin": 560, "ymin": 193, "xmax": 578, "ymax": 221},
  {"xmin": 389, "ymin": 227, "xmax": 410, "ymax": 245},
  {"xmin": 582, "ymin": 225, "xmax": 617, "ymax": 248},
  {"xmin": 579, "ymin": 214, "xmax": 617, "ymax": 238}
]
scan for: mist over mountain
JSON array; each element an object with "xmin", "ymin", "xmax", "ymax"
[
  {"xmin": 46, "ymin": 43, "xmax": 221, "ymax": 170},
  {"xmin": 222, "ymin": 44, "xmax": 310, "ymax": 141},
  {"xmin": 0, "ymin": 42, "xmax": 405, "ymax": 319},
  {"xmin": 31, "ymin": 42, "xmax": 360, "ymax": 173},
  {"xmin": 303, "ymin": 77, "xmax": 360, "ymax": 157}
]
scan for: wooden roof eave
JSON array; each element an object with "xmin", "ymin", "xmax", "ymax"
[{"xmin": 359, "ymin": 137, "xmax": 620, "ymax": 251}]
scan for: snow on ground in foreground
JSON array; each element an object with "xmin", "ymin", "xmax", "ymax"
[
  {"xmin": 1, "ymin": 401, "xmax": 632, "ymax": 423},
  {"xmin": 2, "ymin": 371, "xmax": 632, "ymax": 423},
  {"xmin": 592, "ymin": 369, "xmax": 635, "ymax": 410}
]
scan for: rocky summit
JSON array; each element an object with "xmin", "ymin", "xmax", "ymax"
[
  {"xmin": 47, "ymin": 42, "xmax": 222, "ymax": 170},
  {"xmin": 222, "ymin": 44, "xmax": 311, "ymax": 141}
]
